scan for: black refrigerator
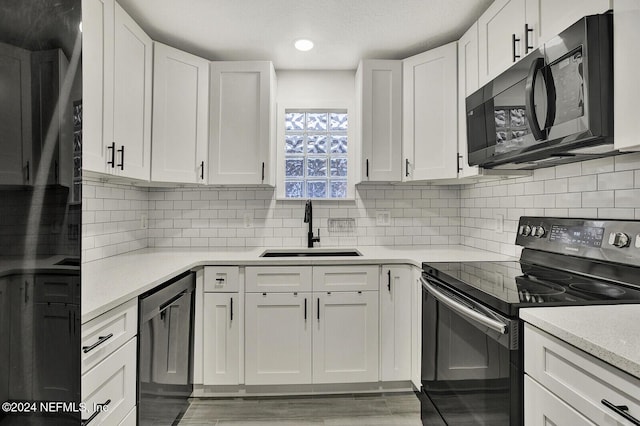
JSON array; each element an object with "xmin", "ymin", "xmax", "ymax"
[{"xmin": 0, "ymin": 0, "xmax": 82, "ymax": 424}]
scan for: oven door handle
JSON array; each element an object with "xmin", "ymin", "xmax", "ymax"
[{"xmin": 421, "ymin": 278, "xmax": 507, "ymax": 335}]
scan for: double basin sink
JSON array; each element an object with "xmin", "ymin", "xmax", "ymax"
[{"xmin": 260, "ymin": 248, "xmax": 362, "ymax": 257}]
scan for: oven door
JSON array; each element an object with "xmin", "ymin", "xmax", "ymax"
[{"xmin": 420, "ymin": 276, "xmax": 522, "ymax": 426}]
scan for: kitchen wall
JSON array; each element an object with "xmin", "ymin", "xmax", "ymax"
[
  {"xmin": 82, "ymin": 152, "xmax": 640, "ymax": 262},
  {"xmin": 145, "ymin": 184, "xmax": 460, "ymax": 248},
  {"xmin": 460, "ymin": 152, "xmax": 640, "ymax": 257},
  {"xmin": 82, "ymin": 176, "xmax": 149, "ymax": 262}
]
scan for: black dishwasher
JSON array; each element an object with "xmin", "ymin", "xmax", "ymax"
[{"xmin": 138, "ymin": 272, "xmax": 195, "ymax": 425}]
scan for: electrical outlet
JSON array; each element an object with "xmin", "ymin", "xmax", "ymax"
[
  {"xmin": 243, "ymin": 212, "xmax": 253, "ymax": 228},
  {"xmin": 140, "ymin": 213, "xmax": 148, "ymax": 229},
  {"xmin": 495, "ymin": 214, "xmax": 504, "ymax": 234},
  {"xmin": 376, "ymin": 210, "xmax": 391, "ymax": 226}
]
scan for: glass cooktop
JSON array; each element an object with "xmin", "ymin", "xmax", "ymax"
[{"xmin": 422, "ymin": 260, "xmax": 640, "ymax": 317}]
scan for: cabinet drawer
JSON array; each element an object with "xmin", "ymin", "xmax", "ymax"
[
  {"xmin": 525, "ymin": 324, "xmax": 640, "ymax": 425},
  {"xmin": 524, "ymin": 375, "xmax": 595, "ymax": 426},
  {"xmin": 245, "ymin": 266, "xmax": 312, "ymax": 293},
  {"xmin": 204, "ymin": 266, "xmax": 240, "ymax": 292},
  {"xmin": 313, "ymin": 265, "xmax": 379, "ymax": 292},
  {"xmin": 81, "ymin": 338, "xmax": 136, "ymax": 426},
  {"xmin": 81, "ymin": 298, "xmax": 137, "ymax": 373}
]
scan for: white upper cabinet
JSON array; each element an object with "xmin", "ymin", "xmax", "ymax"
[
  {"xmin": 457, "ymin": 23, "xmax": 481, "ymax": 179},
  {"xmin": 525, "ymin": 0, "xmax": 611, "ymax": 48},
  {"xmin": 152, "ymin": 43, "xmax": 209, "ymax": 184},
  {"xmin": 356, "ymin": 60, "xmax": 402, "ymax": 182},
  {"xmin": 209, "ymin": 61, "xmax": 276, "ymax": 185},
  {"xmin": 478, "ymin": 0, "xmax": 612, "ymax": 86},
  {"xmin": 402, "ymin": 42, "xmax": 458, "ymax": 181},
  {"xmin": 478, "ymin": 0, "xmax": 527, "ymax": 87},
  {"xmin": 614, "ymin": 0, "xmax": 640, "ymax": 151},
  {"xmin": 82, "ymin": 0, "xmax": 152, "ymax": 181}
]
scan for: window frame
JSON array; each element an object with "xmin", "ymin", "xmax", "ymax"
[{"xmin": 276, "ymin": 102, "xmax": 356, "ymax": 200}]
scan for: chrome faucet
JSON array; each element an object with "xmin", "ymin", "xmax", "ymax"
[{"xmin": 304, "ymin": 200, "xmax": 320, "ymax": 248}]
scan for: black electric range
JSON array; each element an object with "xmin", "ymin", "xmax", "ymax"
[{"xmin": 419, "ymin": 217, "xmax": 640, "ymax": 426}]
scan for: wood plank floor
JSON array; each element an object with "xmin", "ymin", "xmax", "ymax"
[{"xmin": 178, "ymin": 392, "xmax": 421, "ymax": 426}]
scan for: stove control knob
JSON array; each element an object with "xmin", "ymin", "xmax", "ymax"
[
  {"xmin": 520, "ymin": 225, "xmax": 532, "ymax": 236},
  {"xmin": 609, "ymin": 232, "xmax": 630, "ymax": 248},
  {"xmin": 533, "ymin": 226, "xmax": 546, "ymax": 238}
]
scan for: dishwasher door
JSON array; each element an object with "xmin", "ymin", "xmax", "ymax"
[{"xmin": 138, "ymin": 272, "xmax": 195, "ymax": 426}]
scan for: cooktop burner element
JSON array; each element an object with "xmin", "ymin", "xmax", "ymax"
[
  {"xmin": 569, "ymin": 282, "xmax": 627, "ymax": 298},
  {"xmin": 422, "ymin": 217, "xmax": 640, "ymax": 317}
]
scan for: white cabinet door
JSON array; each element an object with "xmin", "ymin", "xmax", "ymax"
[
  {"xmin": 209, "ymin": 61, "xmax": 275, "ymax": 185},
  {"xmin": 402, "ymin": 42, "xmax": 458, "ymax": 181},
  {"xmin": 524, "ymin": 376, "xmax": 595, "ymax": 426},
  {"xmin": 82, "ymin": 0, "xmax": 151, "ymax": 181},
  {"xmin": 152, "ymin": 42, "xmax": 209, "ymax": 184},
  {"xmin": 526, "ymin": 0, "xmax": 611, "ymax": 48},
  {"xmin": 357, "ymin": 60, "xmax": 402, "ymax": 182},
  {"xmin": 380, "ymin": 266, "xmax": 412, "ymax": 381},
  {"xmin": 245, "ymin": 292, "xmax": 312, "ymax": 385},
  {"xmin": 81, "ymin": 0, "xmax": 113, "ymax": 175},
  {"xmin": 457, "ymin": 23, "xmax": 482, "ymax": 179},
  {"xmin": 313, "ymin": 291, "xmax": 378, "ymax": 384},
  {"xmin": 203, "ymin": 293, "xmax": 239, "ymax": 385},
  {"xmin": 112, "ymin": 3, "xmax": 152, "ymax": 181},
  {"xmin": 478, "ymin": 0, "xmax": 526, "ymax": 86},
  {"xmin": 614, "ymin": 0, "xmax": 640, "ymax": 151}
]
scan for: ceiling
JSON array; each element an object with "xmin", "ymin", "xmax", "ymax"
[{"xmin": 117, "ymin": 0, "xmax": 493, "ymax": 70}]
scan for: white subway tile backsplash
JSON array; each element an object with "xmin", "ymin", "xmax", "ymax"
[{"xmin": 83, "ymin": 153, "xmax": 640, "ymax": 261}]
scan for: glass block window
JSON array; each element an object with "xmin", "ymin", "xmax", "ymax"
[{"xmin": 284, "ymin": 110, "xmax": 348, "ymax": 198}]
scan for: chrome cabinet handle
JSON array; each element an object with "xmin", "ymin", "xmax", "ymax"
[
  {"xmin": 82, "ymin": 333, "xmax": 114, "ymax": 354},
  {"xmin": 230, "ymin": 297, "xmax": 233, "ymax": 321},
  {"xmin": 366, "ymin": 159, "xmax": 369, "ymax": 178},
  {"xmin": 304, "ymin": 298, "xmax": 307, "ymax": 320},
  {"xmin": 405, "ymin": 159, "xmax": 410, "ymax": 177},
  {"xmin": 200, "ymin": 161, "xmax": 205, "ymax": 180},
  {"xmin": 387, "ymin": 269, "xmax": 391, "ymax": 292},
  {"xmin": 81, "ymin": 399, "xmax": 111, "ymax": 425},
  {"xmin": 602, "ymin": 399, "xmax": 640, "ymax": 425}
]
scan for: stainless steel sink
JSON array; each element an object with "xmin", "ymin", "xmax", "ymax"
[{"xmin": 260, "ymin": 248, "xmax": 362, "ymax": 257}]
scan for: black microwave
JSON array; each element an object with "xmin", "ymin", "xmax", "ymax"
[{"xmin": 467, "ymin": 13, "xmax": 615, "ymax": 170}]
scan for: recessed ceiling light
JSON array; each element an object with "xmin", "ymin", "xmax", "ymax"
[{"xmin": 294, "ymin": 39, "xmax": 314, "ymax": 52}]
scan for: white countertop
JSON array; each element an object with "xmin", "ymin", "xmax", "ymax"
[
  {"xmin": 82, "ymin": 245, "xmax": 515, "ymax": 323},
  {"xmin": 520, "ymin": 305, "xmax": 640, "ymax": 380}
]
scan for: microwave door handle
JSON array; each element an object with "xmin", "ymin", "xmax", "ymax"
[
  {"xmin": 525, "ymin": 57, "xmax": 547, "ymax": 141},
  {"xmin": 421, "ymin": 278, "xmax": 507, "ymax": 335}
]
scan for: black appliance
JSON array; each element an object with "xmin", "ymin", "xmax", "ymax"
[
  {"xmin": 466, "ymin": 13, "xmax": 615, "ymax": 170},
  {"xmin": 1, "ymin": 1, "xmax": 82, "ymax": 424},
  {"xmin": 138, "ymin": 272, "xmax": 195, "ymax": 425},
  {"xmin": 420, "ymin": 217, "xmax": 640, "ymax": 425}
]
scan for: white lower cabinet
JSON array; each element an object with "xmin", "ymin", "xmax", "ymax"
[
  {"xmin": 524, "ymin": 375, "xmax": 595, "ymax": 425},
  {"xmin": 380, "ymin": 265, "xmax": 412, "ymax": 381},
  {"xmin": 313, "ymin": 291, "xmax": 379, "ymax": 384},
  {"xmin": 524, "ymin": 324, "xmax": 640, "ymax": 425},
  {"xmin": 203, "ymin": 292, "xmax": 240, "ymax": 385},
  {"xmin": 81, "ymin": 299, "xmax": 138, "ymax": 425},
  {"xmin": 245, "ymin": 292, "xmax": 312, "ymax": 385},
  {"xmin": 81, "ymin": 338, "xmax": 137, "ymax": 425}
]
